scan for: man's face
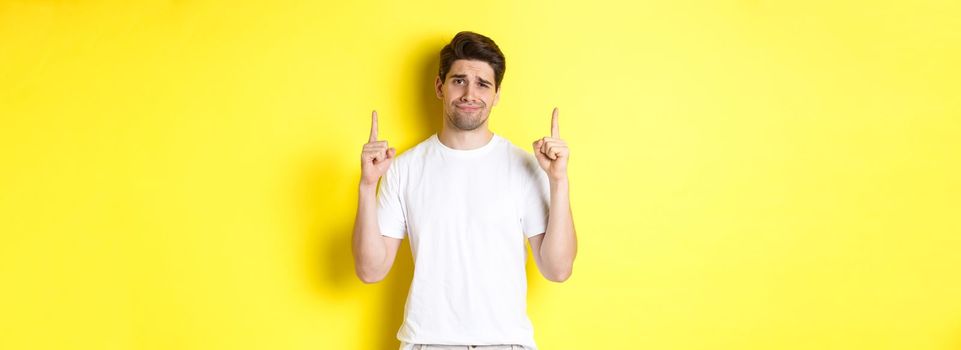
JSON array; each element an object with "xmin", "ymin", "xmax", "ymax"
[{"xmin": 435, "ymin": 59, "xmax": 500, "ymax": 131}]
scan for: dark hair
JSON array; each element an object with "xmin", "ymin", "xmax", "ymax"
[{"xmin": 438, "ymin": 31, "xmax": 506, "ymax": 90}]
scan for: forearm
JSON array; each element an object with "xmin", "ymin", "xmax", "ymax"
[
  {"xmin": 540, "ymin": 178, "xmax": 577, "ymax": 281},
  {"xmin": 352, "ymin": 183, "xmax": 387, "ymax": 282}
]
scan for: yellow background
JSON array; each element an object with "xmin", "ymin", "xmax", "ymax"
[{"xmin": 2, "ymin": 0, "xmax": 959, "ymax": 349}]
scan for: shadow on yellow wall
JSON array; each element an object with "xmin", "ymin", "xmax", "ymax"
[{"xmin": 303, "ymin": 41, "xmax": 452, "ymax": 349}]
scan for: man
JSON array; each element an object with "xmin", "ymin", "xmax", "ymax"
[{"xmin": 352, "ymin": 31, "xmax": 577, "ymax": 350}]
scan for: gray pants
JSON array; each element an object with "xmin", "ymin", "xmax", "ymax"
[{"xmin": 413, "ymin": 345, "xmax": 525, "ymax": 350}]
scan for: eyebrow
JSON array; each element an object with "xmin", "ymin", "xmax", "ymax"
[{"xmin": 450, "ymin": 74, "xmax": 493, "ymax": 86}]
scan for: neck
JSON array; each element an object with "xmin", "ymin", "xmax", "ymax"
[{"xmin": 438, "ymin": 123, "xmax": 494, "ymax": 150}]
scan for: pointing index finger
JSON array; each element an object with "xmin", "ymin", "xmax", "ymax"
[
  {"xmin": 369, "ymin": 110, "xmax": 378, "ymax": 143},
  {"xmin": 551, "ymin": 107, "xmax": 559, "ymax": 138}
]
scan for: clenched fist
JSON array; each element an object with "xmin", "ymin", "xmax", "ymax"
[
  {"xmin": 360, "ymin": 110, "xmax": 396, "ymax": 187},
  {"xmin": 532, "ymin": 107, "xmax": 570, "ymax": 182}
]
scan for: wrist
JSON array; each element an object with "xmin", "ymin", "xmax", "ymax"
[
  {"xmin": 359, "ymin": 180, "xmax": 378, "ymax": 192},
  {"xmin": 549, "ymin": 177, "xmax": 569, "ymax": 191},
  {"xmin": 549, "ymin": 175, "xmax": 568, "ymax": 184}
]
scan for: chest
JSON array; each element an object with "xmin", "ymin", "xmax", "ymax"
[{"xmin": 403, "ymin": 159, "xmax": 522, "ymax": 239}]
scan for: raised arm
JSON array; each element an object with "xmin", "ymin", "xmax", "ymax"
[
  {"xmin": 529, "ymin": 107, "xmax": 577, "ymax": 282},
  {"xmin": 352, "ymin": 110, "xmax": 403, "ymax": 284}
]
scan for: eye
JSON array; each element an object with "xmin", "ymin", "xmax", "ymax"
[{"xmin": 453, "ymin": 78, "xmax": 465, "ymax": 85}]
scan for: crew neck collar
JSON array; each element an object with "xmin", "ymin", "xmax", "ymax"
[{"xmin": 431, "ymin": 133, "xmax": 500, "ymax": 157}]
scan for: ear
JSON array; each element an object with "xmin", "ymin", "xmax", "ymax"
[
  {"xmin": 492, "ymin": 87, "xmax": 501, "ymax": 107},
  {"xmin": 434, "ymin": 76, "xmax": 444, "ymax": 99}
]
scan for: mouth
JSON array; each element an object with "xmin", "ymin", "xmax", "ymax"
[{"xmin": 455, "ymin": 104, "xmax": 482, "ymax": 112}]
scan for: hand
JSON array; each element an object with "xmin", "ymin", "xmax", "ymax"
[
  {"xmin": 532, "ymin": 107, "xmax": 570, "ymax": 182},
  {"xmin": 360, "ymin": 110, "xmax": 396, "ymax": 187}
]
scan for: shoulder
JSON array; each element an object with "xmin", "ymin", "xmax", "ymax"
[
  {"xmin": 390, "ymin": 135, "xmax": 435, "ymax": 169},
  {"xmin": 499, "ymin": 135, "xmax": 542, "ymax": 176}
]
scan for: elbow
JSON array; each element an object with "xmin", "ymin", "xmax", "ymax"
[
  {"xmin": 355, "ymin": 265, "xmax": 387, "ymax": 284},
  {"xmin": 545, "ymin": 266, "xmax": 573, "ymax": 283},
  {"xmin": 357, "ymin": 271, "xmax": 386, "ymax": 284},
  {"xmin": 541, "ymin": 252, "xmax": 576, "ymax": 283}
]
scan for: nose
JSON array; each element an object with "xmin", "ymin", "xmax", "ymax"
[{"xmin": 460, "ymin": 84, "xmax": 477, "ymax": 103}]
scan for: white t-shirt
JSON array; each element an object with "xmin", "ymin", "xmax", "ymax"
[{"xmin": 377, "ymin": 133, "xmax": 550, "ymax": 350}]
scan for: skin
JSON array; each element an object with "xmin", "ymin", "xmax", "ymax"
[{"xmin": 352, "ymin": 59, "xmax": 577, "ymax": 283}]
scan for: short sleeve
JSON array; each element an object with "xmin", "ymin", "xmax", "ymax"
[
  {"xmin": 377, "ymin": 163, "xmax": 407, "ymax": 239},
  {"xmin": 520, "ymin": 154, "xmax": 550, "ymax": 238}
]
